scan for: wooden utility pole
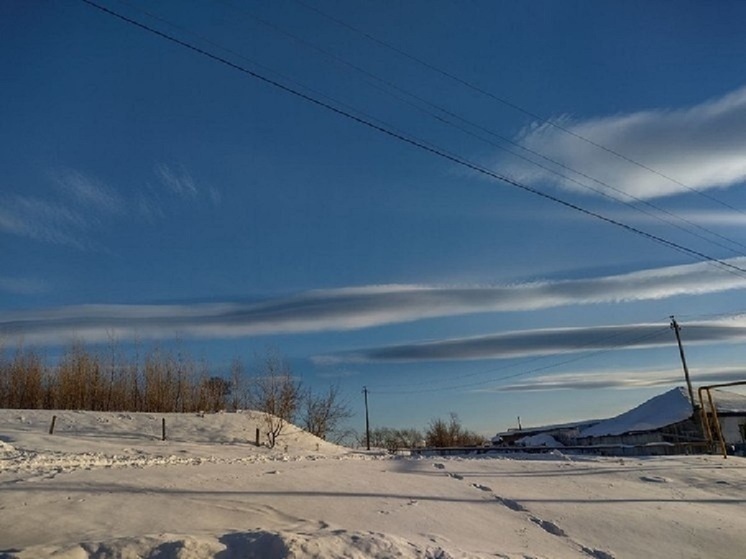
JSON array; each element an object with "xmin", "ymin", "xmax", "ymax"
[
  {"xmin": 363, "ymin": 386, "xmax": 371, "ymax": 450},
  {"xmin": 670, "ymin": 316, "xmax": 696, "ymax": 414}
]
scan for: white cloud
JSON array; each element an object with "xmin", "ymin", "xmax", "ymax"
[
  {"xmin": 2, "ymin": 258, "xmax": 746, "ymax": 346},
  {"xmin": 317, "ymin": 318, "xmax": 746, "ymax": 364},
  {"xmin": 504, "ymin": 85, "xmax": 746, "ymax": 199},
  {"xmin": 151, "ymin": 163, "xmax": 220, "ymax": 210},
  {"xmin": 0, "ymin": 169, "xmax": 126, "ymax": 248},
  {"xmin": 156, "ymin": 163, "xmax": 198, "ymax": 198},
  {"xmin": 490, "ymin": 366, "xmax": 746, "ymax": 392},
  {"xmin": 0, "ymin": 195, "xmax": 88, "ymax": 248},
  {"xmin": 678, "ymin": 210, "xmax": 746, "ymax": 228},
  {"xmin": 55, "ymin": 169, "xmax": 124, "ymax": 214}
]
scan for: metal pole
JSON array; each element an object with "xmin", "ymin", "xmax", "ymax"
[
  {"xmin": 670, "ymin": 316, "xmax": 696, "ymax": 414},
  {"xmin": 363, "ymin": 386, "xmax": 370, "ymax": 451},
  {"xmin": 706, "ymin": 390, "xmax": 728, "ymax": 459}
]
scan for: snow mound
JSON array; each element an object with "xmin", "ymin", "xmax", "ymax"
[
  {"xmin": 0, "ymin": 409, "xmax": 346, "ymax": 453},
  {"xmin": 15, "ymin": 530, "xmax": 458, "ymax": 559}
]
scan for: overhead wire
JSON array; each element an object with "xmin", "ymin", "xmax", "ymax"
[
  {"xmin": 292, "ymin": 0, "xmax": 746, "ymax": 217},
  {"xmin": 78, "ymin": 0, "xmax": 746, "ymax": 281},
  {"xmin": 218, "ymin": 0, "xmax": 746, "ymax": 257}
]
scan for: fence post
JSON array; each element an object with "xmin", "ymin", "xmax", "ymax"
[
  {"xmin": 162, "ymin": 417, "xmax": 166, "ymax": 441},
  {"xmin": 49, "ymin": 415, "xmax": 57, "ymax": 435},
  {"xmin": 255, "ymin": 427, "xmax": 260, "ymax": 446}
]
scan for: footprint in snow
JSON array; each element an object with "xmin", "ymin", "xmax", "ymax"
[
  {"xmin": 471, "ymin": 483, "xmax": 492, "ymax": 492},
  {"xmin": 529, "ymin": 516, "xmax": 566, "ymax": 537},
  {"xmin": 495, "ymin": 496, "xmax": 526, "ymax": 512},
  {"xmin": 640, "ymin": 475, "xmax": 668, "ymax": 483},
  {"xmin": 581, "ymin": 546, "xmax": 616, "ymax": 559}
]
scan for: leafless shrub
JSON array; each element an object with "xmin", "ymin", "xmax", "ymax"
[
  {"xmin": 426, "ymin": 412, "xmax": 485, "ymax": 447},
  {"xmin": 229, "ymin": 357, "xmax": 248, "ymax": 411},
  {"xmin": 248, "ymin": 350, "xmax": 301, "ymax": 448},
  {"xmin": 0, "ymin": 342, "xmax": 208, "ymax": 412},
  {"xmin": 362, "ymin": 427, "xmax": 424, "ymax": 452},
  {"xmin": 301, "ymin": 383, "xmax": 352, "ymax": 442},
  {"xmin": 0, "ymin": 345, "xmax": 47, "ymax": 409}
]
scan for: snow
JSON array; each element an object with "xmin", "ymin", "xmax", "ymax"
[
  {"xmin": 579, "ymin": 387, "xmax": 746, "ymax": 438},
  {"xmin": 2, "ymin": 409, "xmax": 745, "ymax": 558},
  {"xmin": 515, "ymin": 433, "xmax": 563, "ymax": 447},
  {"xmin": 704, "ymin": 388, "xmax": 746, "ymax": 413},
  {"xmin": 578, "ymin": 387, "xmax": 693, "ymax": 438}
]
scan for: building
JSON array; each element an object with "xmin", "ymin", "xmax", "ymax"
[{"xmin": 492, "ymin": 386, "xmax": 746, "ymax": 456}]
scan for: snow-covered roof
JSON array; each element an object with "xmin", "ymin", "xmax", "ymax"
[
  {"xmin": 515, "ymin": 433, "xmax": 564, "ymax": 447},
  {"xmin": 493, "ymin": 418, "xmax": 600, "ymax": 440},
  {"xmin": 704, "ymin": 387, "xmax": 746, "ymax": 414},
  {"xmin": 579, "ymin": 386, "xmax": 746, "ymax": 438}
]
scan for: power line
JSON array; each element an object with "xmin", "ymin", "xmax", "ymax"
[
  {"xmin": 292, "ymin": 0, "xmax": 746, "ymax": 216},
  {"xmin": 217, "ymin": 0, "xmax": 746, "ymax": 257},
  {"xmin": 80, "ymin": 0, "xmax": 746, "ymax": 280},
  {"xmin": 205, "ymin": 0, "xmax": 746, "ymax": 257}
]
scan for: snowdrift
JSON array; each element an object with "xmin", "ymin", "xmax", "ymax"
[{"xmin": 2, "ymin": 408, "xmax": 745, "ymax": 559}]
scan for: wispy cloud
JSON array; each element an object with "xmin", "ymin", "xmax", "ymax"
[
  {"xmin": 316, "ymin": 319, "xmax": 746, "ymax": 364},
  {"xmin": 142, "ymin": 163, "xmax": 220, "ymax": 217},
  {"xmin": 1, "ymin": 164, "xmax": 216, "ymax": 247},
  {"xmin": 0, "ymin": 276, "xmax": 48, "ymax": 295},
  {"xmin": 0, "ymin": 169, "xmax": 127, "ymax": 248},
  {"xmin": 2, "ymin": 258, "xmax": 746, "ymax": 346},
  {"xmin": 54, "ymin": 169, "xmax": 124, "ymax": 214},
  {"xmin": 490, "ymin": 366, "xmax": 746, "ymax": 392},
  {"xmin": 504, "ymin": 85, "xmax": 746, "ymax": 199},
  {"xmin": 620, "ymin": 209, "xmax": 746, "ymax": 228},
  {"xmin": 0, "ymin": 194, "xmax": 89, "ymax": 248},
  {"xmin": 155, "ymin": 163, "xmax": 198, "ymax": 198}
]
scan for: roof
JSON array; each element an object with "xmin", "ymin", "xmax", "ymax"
[
  {"xmin": 578, "ymin": 386, "xmax": 746, "ymax": 438},
  {"xmin": 493, "ymin": 418, "xmax": 600, "ymax": 441}
]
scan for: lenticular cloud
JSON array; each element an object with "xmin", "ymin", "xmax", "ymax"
[{"xmin": 506, "ymin": 85, "xmax": 746, "ymax": 199}]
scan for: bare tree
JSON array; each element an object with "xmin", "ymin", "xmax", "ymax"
[
  {"xmin": 360, "ymin": 427, "xmax": 423, "ymax": 452},
  {"xmin": 301, "ymin": 384, "xmax": 352, "ymax": 442},
  {"xmin": 248, "ymin": 350, "xmax": 301, "ymax": 448},
  {"xmin": 426, "ymin": 413, "xmax": 485, "ymax": 447},
  {"xmin": 229, "ymin": 357, "xmax": 247, "ymax": 410}
]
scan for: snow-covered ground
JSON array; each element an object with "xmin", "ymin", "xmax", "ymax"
[{"xmin": 1, "ymin": 410, "xmax": 744, "ymax": 558}]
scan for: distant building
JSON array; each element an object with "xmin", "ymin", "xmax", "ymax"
[
  {"xmin": 491, "ymin": 386, "xmax": 746, "ymax": 456},
  {"xmin": 575, "ymin": 387, "xmax": 746, "ymax": 454},
  {"xmin": 492, "ymin": 418, "xmax": 600, "ymax": 446}
]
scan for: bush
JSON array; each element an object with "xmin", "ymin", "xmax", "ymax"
[
  {"xmin": 426, "ymin": 413, "xmax": 485, "ymax": 447},
  {"xmin": 248, "ymin": 350, "xmax": 301, "ymax": 448}
]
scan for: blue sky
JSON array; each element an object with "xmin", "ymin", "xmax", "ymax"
[{"xmin": 2, "ymin": 0, "xmax": 746, "ymax": 435}]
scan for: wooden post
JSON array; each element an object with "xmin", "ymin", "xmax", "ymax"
[
  {"xmin": 49, "ymin": 415, "xmax": 57, "ymax": 435},
  {"xmin": 255, "ymin": 427, "xmax": 260, "ymax": 446},
  {"xmin": 363, "ymin": 386, "xmax": 370, "ymax": 451},
  {"xmin": 162, "ymin": 417, "xmax": 166, "ymax": 441},
  {"xmin": 670, "ymin": 317, "xmax": 696, "ymax": 414}
]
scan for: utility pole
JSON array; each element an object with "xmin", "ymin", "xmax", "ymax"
[
  {"xmin": 363, "ymin": 386, "xmax": 371, "ymax": 450},
  {"xmin": 670, "ymin": 316, "xmax": 697, "ymax": 414}
]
